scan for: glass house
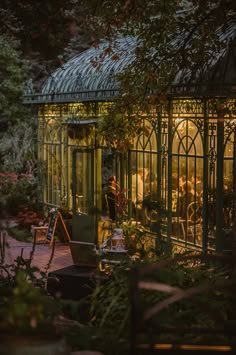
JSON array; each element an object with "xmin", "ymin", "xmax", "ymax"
[{"xmin": 24, "ymin": 36, "xmax": 235, "ymax": 253}]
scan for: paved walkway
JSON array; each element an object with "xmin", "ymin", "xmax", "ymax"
[{"xmin": 1, "ymin": 220, "xmax": 73, "ymax": 273}]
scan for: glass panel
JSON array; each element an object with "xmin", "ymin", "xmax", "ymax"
[
  {"xmin": 44, "ymin": 144, "xmax": 62, "ymax": 206},
  {"xmin": 44, "ymin": 117, "xmax": 61, "ymax": 143},
  {"xmin": 172, "ymin": 118, "xmax": 203, "ymax": 245},
  {"xmin": 223, "ymin": 129, "xmax": 234, "ymax": 230},
  {"xmin": 73, "ymin": 150, "xmax": 94, "ymax": 214}
]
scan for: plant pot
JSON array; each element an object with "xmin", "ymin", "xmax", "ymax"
[{"xmin": 0, "ymin": 334, "xmax": 68, "ymax": 355}]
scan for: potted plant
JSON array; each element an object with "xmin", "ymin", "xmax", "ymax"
[{"xmin": 0, "ymin": 236, "xmax": 68, "ymax": 355}]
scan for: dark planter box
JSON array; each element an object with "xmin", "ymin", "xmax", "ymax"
[{"xmin": 47, "ymin": 265, "xmax": 107, "ymax": 301}]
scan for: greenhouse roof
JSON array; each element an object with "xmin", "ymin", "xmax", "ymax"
[
  {"xmin": 23, "ymin": 22, "xmax": 236, "ymax": 105},
  {"xmin": 24, "ymin": 37, "xmax": 137, "ymax": 104}
]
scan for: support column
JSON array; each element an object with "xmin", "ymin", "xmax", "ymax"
[
  {"xmin": 167, "ymin": 98, "xmax": 173, "ymax": 254},
  {"xmin": 216, "ymin": 114, "xmax": 224, "ymax": 251},
  {"xmin": 202, "ymin": 98, "xmax": 209, "ymax": 253}
]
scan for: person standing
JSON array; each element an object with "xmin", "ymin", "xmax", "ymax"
[
  {"xmin": 106, "ymin": 176, "xmax": 119, "ymax": 222},
  {"xmin": 132, "ymin": 168, "xmax": 148, "ymax": 221}
]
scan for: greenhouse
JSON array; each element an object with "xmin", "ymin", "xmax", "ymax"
[{"xmin": 24, "ymin": 36, "xmax": 235, "ymax": 253}]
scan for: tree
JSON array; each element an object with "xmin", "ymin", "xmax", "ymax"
[
  {"xmin": 79, "ymin": 0, "xmax": 236, "ymax": 104},
  {"xmin": 0, "ymin": 120, "xmax": 37, "ymax": 173},
  {"xmin": 76, "ymin": 0, "xmax": 236, "ymax": 150},
  {"xmin": 0, "ymin": 36, "xmax": 38, "ymax": 173},
  {"xmin": 0, "ymin": 36, "xmax": 29, "ymax": 130},
  {"xmin": 0, "ymin": 0, "xmax": 94, "ymax": 89}
]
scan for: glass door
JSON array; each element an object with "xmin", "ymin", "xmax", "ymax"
[
  {"xmin": 71, "ymin": 148, "xmax": 96, "ymax": 243},
  {"xmin": 72, "ymin": 148, "xmax": 95, "ymax": 214}
]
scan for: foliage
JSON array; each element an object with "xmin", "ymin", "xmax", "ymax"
[
  {"xmin": 0, "ymin": 35, "xmax": 35, "ymax": 179},
  {"xmin": 80, "ymin": 0, "xmax": 235, "ymax": 90},
  {"xmin": 97, "ymin": 112, "xmax": 141, "ymax": 151},
  {"xmin": 0, "ymin": 36, "xmax": 29, "ymax": 130},
  {"xmin": 118, "ymin": 218, "xmax": 158, "ymax": 257},
  {"xmin": 5, "ymin": 226, "xmax": 33, "ymax": 242},
  {"xmin": 0, "ymin": 119, "xmax": 37, "ymax": 174},
  {"xmin": 115, "ymin": 187, "xmax": 129, "ymax": 223},
  {"xmin": 0, "ymin": 1, "xmax": 93, "ymax": 89},
  {"xmin": 5, "ymin": 193, "xmax": 29, "ymax": 216},
  {"xmin": 74, "ymin": 254, "xmax": 235, "ymax": 355},
  {"xmin": 0, "ymin": 270, "xmax": 55, "ymax": 335},
  {"xmin": 0, "ymin": 173, "xmax": 38, "ymax": 216},
  {"xmin": 17, "ymin": 208, "xmax": 44, "ymax": 231},
  {"xmin": 85, "ymin": 261, "xmax": 134, "ymax": 355},
  {"xmin": 136, "ymin": 255, "xmax": 236, "ymax": 345},
  {"xmin": 79, "ymin": 0, "xmax": 236, "ymax": 147},
  {"xmin": 0, "ymin": 237, "xmax": 61, "ymax": 336}
]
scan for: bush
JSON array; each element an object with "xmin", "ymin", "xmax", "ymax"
[
  {"xmin": 17, "ymin": 208, "xmax": 44, "ymax": 230},
  {"xmin": 0, "ymin": 173, "xmax": 38, "ymax": 216},
  {"xmin": 5, "ymin": 193, "xmax": 29, "ymax": 216},
  {"xmin": 7, "ymin": 226, "xmax": 33, "ymax": 242},
  {"xmin": 67, "ymin": 254, "xmax": 235, "ymax": 355}
]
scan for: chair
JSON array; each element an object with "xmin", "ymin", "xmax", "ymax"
[
  {"xmin": 186, "ymin": 200, "xmax": 202, "ymax": 243},
  {"xmin": 175, "ymin": 200, "xmax": 202, "ymax": 243}
]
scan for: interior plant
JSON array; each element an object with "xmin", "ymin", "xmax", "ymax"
[
  {"xmin": 103, "ymin": 179, "xmax": 166, "ymax": 258},
  {"xmin": 118, "ymin": 218, "xmax": 157, "ymax": 258},
  {"xmin": 0, "ymin": 231, "xmax": 68, "ymax": 355}
]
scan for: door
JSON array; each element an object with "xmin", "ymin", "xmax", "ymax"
[{"xmin": 71, "ymin": 148, "xmax": 96, "ymax": 243}]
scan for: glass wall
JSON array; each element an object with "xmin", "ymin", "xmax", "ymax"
[
  {"xmin": 128, "ymin": 119, "xmax": 158, "ymax": 224},
  {"xmin": 38, "ymin": 109, "xmax": 65, "ymax": 207},
  {"xmin": 37, "ymin": 98, "xmax": 235, "ymax": 252},
  {"xmin": 171, "ymin": 118, "xmax": 204, "ymax": 246}
]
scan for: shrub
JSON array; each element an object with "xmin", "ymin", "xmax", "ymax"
[
  {"xmin": 0, "ymin": 236, "xmax": 63, "ymax": 337},
  {"xmin": 71, "ymin": 254, "xmax": 235, "ymax": 355},
  {"xmin": 17, "ymin": 208, "xmax": 44, "ymax": 230},
  {"xmin": 5, "ymin": 193, "xmax": 29, "ymax": 216},
  {"xmin": 0, "ymin": 173, "xmax": 38, "ymax": 216},
  {"xmin": 6, "ymin": 226, "xmax": 32, "ymax": 242}
]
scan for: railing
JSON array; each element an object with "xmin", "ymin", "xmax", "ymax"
[{"xmin": 23, "ymin": 89, "xmax": 120, "ymax": 104}]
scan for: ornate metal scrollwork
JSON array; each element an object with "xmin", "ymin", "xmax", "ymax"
[
  {"xmin": 172, "ymin": 99, "xmax": 203, "ymax": 116},
  {"xmin": 209, "ymin": 147, "xmax": 217, "ymax": 173},
  {"xmin": 161, "ymin": 143, "xmax": 168, "ymax": 166}
]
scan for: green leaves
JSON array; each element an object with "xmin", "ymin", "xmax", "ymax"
[
  {"xmin": 80, "ymin": 0, "xmax": 235, "ymax": 102},
  {"xmin": 1, "ymin": 270, "xmax": 52, "ymax": 334},
  {"xmin": 97, "ymin": 112, "xmax": 139, "ymax": 151},
  {"xmin": 86, "ymin": 253, "xmax": 235, "ymax": 354},
  {"xmin": 0, "ymin": 254, "xmax": 61, "ymax": 336},
  {"xmin": 0, "ymin": 36, "xmax": 29, "ymax": 128}
]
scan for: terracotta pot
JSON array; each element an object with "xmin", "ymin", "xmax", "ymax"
[{"xmin": 0, "ymin": 334, "xmax": 68, "ymax": 355}]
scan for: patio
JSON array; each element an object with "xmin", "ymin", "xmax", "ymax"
[{"xmin": 1, "ymin": 219, "xmax": 73, "ymax": 273}]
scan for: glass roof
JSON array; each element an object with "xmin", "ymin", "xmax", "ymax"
[
  {"xmin": 42, "ymin": 36, "xmax": 137, "ymax": 97},
  {"xmin": 24, "ymin": 25, "xmax": 235, "ymax": 104}
]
